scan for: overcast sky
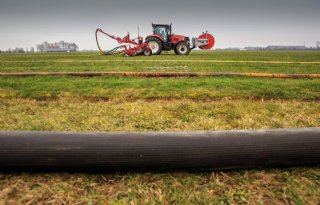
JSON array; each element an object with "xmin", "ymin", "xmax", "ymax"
[{"xmin": 1, "ymin": 0, "xmax": 319, "ymax": 50}]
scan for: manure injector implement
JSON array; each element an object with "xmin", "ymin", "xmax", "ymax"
[{"xmin": 95, "ymin": 23, "xmax": 215, "ymax": 57}]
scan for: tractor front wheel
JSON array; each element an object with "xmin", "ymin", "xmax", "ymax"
[
  {"xmin": 143, "ymin": 47, "xmax": 152, "ymax": 56},
  {"xmin": 145, "ymin": 37, "xmax": 163, "ymax": 55},
  {"xmin": 175, "ymin": 42, "xmax": 190, "ymax": 55}
]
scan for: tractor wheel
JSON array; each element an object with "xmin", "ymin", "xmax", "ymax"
[
  {"xmin": 143, "ymin": 47, "xmax": 152, "ymax": 56},
  {"xmin": 145, "ymin": 37, "xmax": 163, "ymax": 55},
  {"xmin": 175, "ymin": 42, "xmax": 190, "ymax": 55}
]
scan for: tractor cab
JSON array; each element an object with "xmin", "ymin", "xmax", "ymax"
[{"xmin": 152, "ymin": 24, "xmax": 172, "ymax": 43}]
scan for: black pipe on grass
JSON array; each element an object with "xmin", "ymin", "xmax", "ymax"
[{"xmin": 0, "ymin": 128, "xmax": 319, "ymax": 172}]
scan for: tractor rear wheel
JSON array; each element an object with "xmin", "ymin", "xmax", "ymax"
[
  {"xmin": 175, "ymin": 42, "xmax": 190, "ymax": 55},
  {"xmin": 145, "ymin": 37, "xmax": 163, "ymax": 55}
]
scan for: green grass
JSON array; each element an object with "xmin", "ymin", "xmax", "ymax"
[
  {"xmin": 0, "ymin": 76, "xmax": 319, "ymax": 100},
  {"xmin": 2, "ymin": 61, "xmax": 320, "ymax": 73},
  {"xmin": 1, "ymin": 51, "xmax": 320, "ymax": 74},
  {"xmin": 0, "ymin": 51, "xmax": 320, "ymax": 204},
  {"xmin": 1, "ymin": 168, "xmax": 319, "ymax": 205},
  {"xmin": 0, "ymin": 98, "xmax": 319, "ymax": 132},
  {"xmin": 2, "ymin": 50, "xmax": 320, "ymax": 61}
]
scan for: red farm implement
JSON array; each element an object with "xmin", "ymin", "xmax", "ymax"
[
  {"xmin": 95, "ymin": 23, "xmax": 215, "ymax": 56},
  {"xmin": 95, "ymin": 28, "xmax": 151, "ymax": 57}
]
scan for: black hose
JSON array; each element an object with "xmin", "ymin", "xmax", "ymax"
[{"xmin": 0, "ymin": 128, "xmax": 319, "ymax": 172}]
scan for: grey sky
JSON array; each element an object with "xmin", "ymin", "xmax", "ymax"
[{"xmin": 1, "ymin": 0, "xmax": 319, "ymax": 50}]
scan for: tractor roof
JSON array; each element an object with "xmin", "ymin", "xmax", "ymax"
[{"xmin": 152, "ymin": 23, "xmax": 172, "ymax": 28}]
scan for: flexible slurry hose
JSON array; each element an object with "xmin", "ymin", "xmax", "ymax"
[
  {"xmin": 95, "ymin": 29, "xmax": 123, "ymax": 55},
  {"xmin": 0, "ymin": 72, "xmax": 319, "ymax": 78},
  {"xmin": 0, "ymin": 128, "xmax": 319, "ymax": 172}
]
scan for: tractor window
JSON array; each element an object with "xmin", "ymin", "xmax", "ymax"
[{"xmin": 155, "ymin": 27, "xmax": 168, "ymax": 42}]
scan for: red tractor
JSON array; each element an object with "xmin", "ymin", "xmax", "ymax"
[
  {"xmin": 95, "ymin": 23, "xmax": 214, "ymax": 56},
  {"xmin": 145, "ymin": 23, "xmax": 215, "ymax": 55}
]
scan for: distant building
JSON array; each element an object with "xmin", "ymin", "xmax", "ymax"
[
  {"xmin": 244, "ymin": 46, "xmax": 264, "ymax": 51},
  {"xmin": 37, "ymin": 41, "xmax": 79, "ymax": 52},
  {"xmin": 316, "ymin": 41, "xmax": 320, "ymax": 49},
  {"xmin": 265, "ymin": 45, "xmax": 307, "ymax": 50}
]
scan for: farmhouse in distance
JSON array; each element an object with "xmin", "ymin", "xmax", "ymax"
[{"xmin": 37, "ymin": 41, "xmax": 79, "ymax": 52}]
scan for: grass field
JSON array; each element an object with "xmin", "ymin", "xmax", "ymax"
[{"xmin": 0, "ymin": 51, "xmax": 320, "ymax": 204}]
